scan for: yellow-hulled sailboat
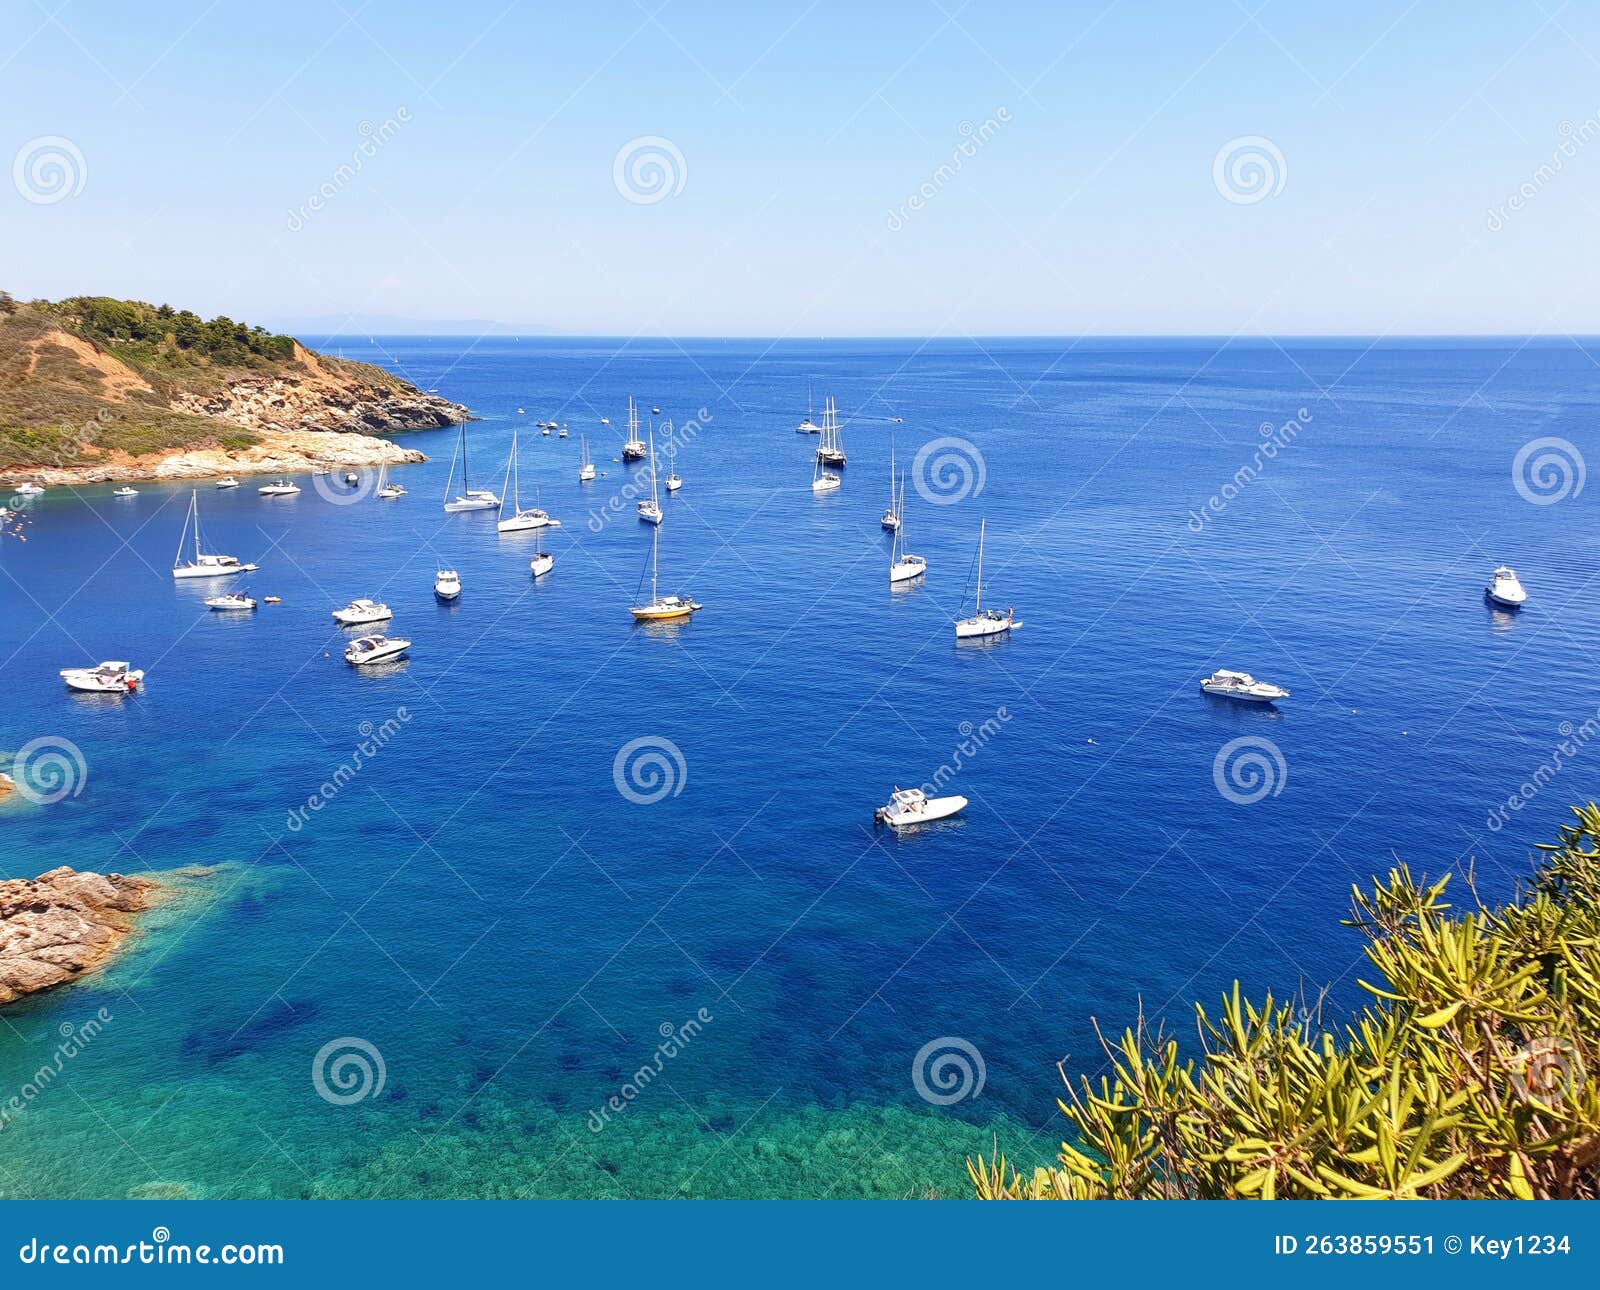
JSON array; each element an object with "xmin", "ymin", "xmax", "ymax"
[{"xmin": 630, "ymin": 519, "xmax": 701, "ymax": 622}]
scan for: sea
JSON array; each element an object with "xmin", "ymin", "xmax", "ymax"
[{"xmin": 0, "ymin": 336, "xmax": 1595, "ymax": 1198}]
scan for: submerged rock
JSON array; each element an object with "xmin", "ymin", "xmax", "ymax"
[{"xmin": 0, "ymin": 866, "xmax": 164, "ymax": 1006}]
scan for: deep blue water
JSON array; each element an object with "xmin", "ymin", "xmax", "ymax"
[{"xmin": 2, "ymin": 336, "xmax": 1597, "ymax": 1197}]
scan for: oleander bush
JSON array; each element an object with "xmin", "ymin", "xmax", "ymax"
[{"xmin": 973, "ymin": 804, "xmax": 1600, "ymax": 1199}]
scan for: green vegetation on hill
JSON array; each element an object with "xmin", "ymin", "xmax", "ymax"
[
  {"xmin": 973, "ymin": 805, "xmax": 1600, "ymax": 1200},
  {"xmin": 53, "ymin": 295, "xmax": 297, "ymax": 373}
]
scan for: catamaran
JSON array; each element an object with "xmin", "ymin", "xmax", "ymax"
[
  {"xmin": 172, "ymin": 490, "xmax": 258, "ymax": 580},
  {"xmin": 498, "ymin": 429, "xmax": 556, "ymax": 533},
  {"xmin": 816, "ymin": 396, "xmax": 846, "ymax": 467},
  {"xmin": 622, "ymin": 397, "xmax": 647, "ymax": 461},
  {"xmin": 954, "ymin": 519, "xmax": 1020, "ymax": 639},
  {"xmin": 889, "ymin": 474, "xmax": 926, "ymax": 584},
  {"xmin": 796, "ymin": 386, "xmax": 820, "ymax": 434},
  {"xmin": 579, "ymin": 435, "xmax": 597, "ymax": 482},
  {"xmin": 881, "ymin": 442, "xmax": 901, "ymax": 530},
  {"xmin": 442, "ymin": 425, "xmax": 500, "ymax": 512},
  {"xmin": 630, "ymin": 521, "xmax": 701, "ymax": 622},
  {"xmin": 638, "ymin": 427, "xmax": 664, "ymax": 523}
]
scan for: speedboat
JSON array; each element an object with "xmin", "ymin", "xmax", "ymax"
[
  {"xmin": 60, "ymin": 660, "xmax": 143, "ymax": 693},
  {"xmin": 559, "ymin": 425, "xmax": 569, "ymax": 438},
  {"xmin": 541, "ymin": 425, "xmax": 551, "ymax": 437},
  {"xmin": 434, "ymin": 569, "xmax": 461, "ymax": 601},
  {"xmin": 529, "ymin": 551, "xmax": 554, "ymax": 578},
  {"xmin": 258, "ymin": 480, "xmax": 300, "ymax": 496},
  {"xmin": 216, "ymin": 477, "xmax": 239, "ymax": 489},
  {"xmin": 332, "ymin": 598, "xmax": 393, "ymax": 626},
  {"xmin": 875, "ymin": 787, "xmax": 967, "ymax": 828},
  {"xmin": 1200, "ymin": 669, "xmax": 1290, "ymax": 703},
  {"xmin": 651, "ymin": 406, "xmax": 661, "ymax": 415},
  {"xmin": 344, "ymin": 635, "xmax": 411, "ymax": 666},
  {"xmin": 204, "ymin": 592, "xmax": 257, "ymax": 612},
  {"xmin": 12, "ymin": 482, "xmax": 45, "ymax": 496},
  {"xmin": 1486, "ymin": 566, "xmax": 1528, "ymax": 608},
  {"xmin": 113, "ymin": 486, "xmax": 138, "ymax": 498},
  {"xmin": 343, "ymin": 472, "xmax": 360, "ymax": 486}
]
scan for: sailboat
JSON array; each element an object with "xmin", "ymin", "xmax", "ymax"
[
  {"xmin": 442, "ymin": 425, "xmax": 500, "ymax": 512},
  {"xmin": 172, "ymin": 490, "xmax": 258, "ymax": 580},
  {"xmin": 663, "ymin": 421, "xmax": 683, "ymax": 492},
  {"xmin": 579, "ymin": 435, "xmax": 597, "ymax": 482},
  {"xmin": 621, "ymin": 397, "xmax": 647, "ymax": 461},
  {"xmin": 954, "ymin": 519, "xmax": 1020, "ymax": 639},
  {"xmin": 812, "ymin": 449, "xmax": 841, "ymax": 493},
  {"xmin": 881, "ymin": 441, "xmax": 901, "ymax": 530},
  {"xmin": 498, "ymin": 429, "xmax": 555, "ymax": 533},
  {"xmin": 889, "ymin": 474, "xmax": 926, "ymax": 584},
  {"xmin": 630, "ymin": 521, "xmax": 701, "ymax": 621},
  {"xmin": 796, "ymin": 386, "xmax": 820, "ymax": 433},
  {"xmin": 638, "ymin": 427, "xmax": 664, "ymax": 523},
  {"xmin": 816, "ymin": 396, "xmax": 846, "ymax": 466},
  {"xmin": 376, "ymin": 462, "xmax": 406, "ymax": 499}
]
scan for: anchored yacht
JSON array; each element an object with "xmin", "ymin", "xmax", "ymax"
[
  {"xmin": 1200, "ymin": 669, "xmax": 1290, "ymax": 703},
  {"xmin": 344, "ymin": 635, "xmax": 411, "ymax": 666},
  {"xmin": 60, "ymin": 661, "xmax": 143, "ymax": 693},
  {"xmin": 332, "ymin": 599, "xmax": 393, "ymax": 627},
  {"xmin": 875, "ymin": 787, "xmax": 967, "ymax": 828},
  {"xmin": 172, "ymin": 491, "xmax": 258, "ymax": 579},
  {"xmin": 204, "ymin": 592, "xmax": 257, "ymax": 612},
  {"xmin": 258, "ymin": 480, "xmax": 300, "ymax": 496},
  {"xmin": 1485, "ymin": 566, "xmax": 1528, "ymax": 608}
]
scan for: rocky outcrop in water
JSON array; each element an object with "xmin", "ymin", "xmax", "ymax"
[{"xmin": 0, "ymin": 867, "xmax": 162, "ymax": 1006}]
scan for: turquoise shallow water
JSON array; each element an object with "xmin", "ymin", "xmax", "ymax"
[{"xmin": 2, "ymin": 337, "xmax": 1597, "ymax": 1198}]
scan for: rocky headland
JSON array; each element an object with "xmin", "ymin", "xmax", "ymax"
[{"xmin": 0, "ymin": 867, "xmax": 165, "ymax": 1006}]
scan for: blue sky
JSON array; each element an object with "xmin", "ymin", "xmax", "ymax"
[{"xmin": 2, "ymin": 0, "xmax": 1598, "ymax": 335}]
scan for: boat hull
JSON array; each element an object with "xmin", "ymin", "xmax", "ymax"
[
  {"xmin": 1486, "ymin": 589, "xmax": 1526, "ymax": 608},
  {"xmin": 497, "ymin": 514, "xmax": 551, "ymax": 533},
  {"xmin": 529, "ymin": 555, "xmax": 554, "ymax": 577},
  {"xmin": 1200, "ymin": 684, "xmax": 1283, "ymax": 703},
  {"xmin": 878, "ymin": 794, "xmax": 968, "ymax": 827},
  {"xmin": 890, "ymin": 557, "xmax": 926, "ymax": 583},
  {"xmin": 172, "ymin": 562, "xmax": 256, "ymax": 580},
  {"xmin": 955, "ymin": 616, "xmax": 1017, "ymax": 639},
  {"xmin": 444, "ymin": 499, "xmax": 498, "ymax": 513}
]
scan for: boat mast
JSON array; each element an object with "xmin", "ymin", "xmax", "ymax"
[
  {"xmin": 975, "ymin": 518, "xmax": 985, "ymax": 614},
  {"xmin": 444, "ymin": 428, "xmax": 462, "ymax": 503},
  {"xmin": 650, "ymin": 523, "xmax": 661, "ymax": 603},
  {"xmin": 500, "ymin": 429, "xmax": 517, "ymax": 518},
  {"xmin": 648, "ymin": 427, "xmax": 659, "ymax": 507},
  {"xmin": 888, "ymin": 440, "xmax": 896, "ymax": 516}
]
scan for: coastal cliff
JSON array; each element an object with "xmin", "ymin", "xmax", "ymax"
[
  {"xmin": 0, "ymin": 867, "xmax": 163, "ymax": 1005},
  {"xmin": 0, "ymin": 293, "xmax": 468, "ymax": 484}
]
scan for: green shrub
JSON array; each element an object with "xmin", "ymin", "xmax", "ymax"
[{"xmin": 973, "ymin": 805, "xmax": 1600, "ymax": 1200}]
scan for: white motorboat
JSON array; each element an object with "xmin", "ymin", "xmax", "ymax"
[
  {"xmin": 216, "ymin": 477, "xmax": 239, "ymax": 489},
  {"xmin": 344, "ymin": 635, "xmax": 411, "ymax": 666},
  {"xmin": 541, "ymin": 425, "xmax": 551, "ymax": 437},
  {"xmin": 651, "ymin": 406, "xmax": 661, "ymax": 415},
  {"xmin": 434, "ymin": 569, "xmax": 461, "ymax": 601},
  {"xmin": 529, "ymin": 550, "xmax": 554, "ymax": 578},
  {"xmin": 579, "ymin": 436, "xmax": 597, "ymax": 482},
  {"xmin": 498, "ymin": 430, "xmax": 557, "ymax": 532},
  {"xmin": 343, "ymin": 472, "xmax": 360, "ymax": 486},
  {"xmin": 258, "ymin": 479, "xmax": 300, "ymax": 496},
  {"xmin": 442, "ymin": 425, "xmax": 501, "ymax": 512},
  {"xmin": 60, "ymin": 660, "xmax": 143, "ymax": 693},
  {"xmin": 601, "ymin": 417, "xmax": 610, "ymax": 425},
  {"xmin": 12, "ymin": 482, "xmax": 45, "ymax": 496},
  {"xmin": 1486, "ymin": 565, "xmax": 1528, "ymax": 608},
  {"xmin": 889, "ymin": 472, "xmax": 926, "ymax": 584},
  {"xmin": 113, "ymin": 486, "xmax": 138, "ymax": 498},
  {"xmin": 204, "ymin": 592, "xmax": 257, "ymax": 612},
  {"xmin": 638, "ymin": 427, "xmax": 664, "ymax": 523},
  {"xmin": 815, "ymin": 396, "xmax": 846, "ymax": 466},
  {"xmin": 332, "ymin": 598, "xmax": 393, "ymax": 627},
  {"xmin": 1200, "ymin": 669, "xmax": 1289, "ymax": 703},
  {"xmin": 172, "ymin": 491, "xmax": 259, "ymax": 579},
  {"xmin": 881, "ymin": 441, "xmax": 901, "ymax": 530},
  {"xmin": 622, "ymin": 397, "xmax": 647, "ymax": 461},
  {"xmin": 559, "ymin": 425, "xmax": 569, "ymax": 438},
  {"xmin": 954, "ymin": 519, "xmax": 1020, "ymax": 639},
  {"xmin": 875, "ymin": 787, "xmax": 967, "ymax": 828}
]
